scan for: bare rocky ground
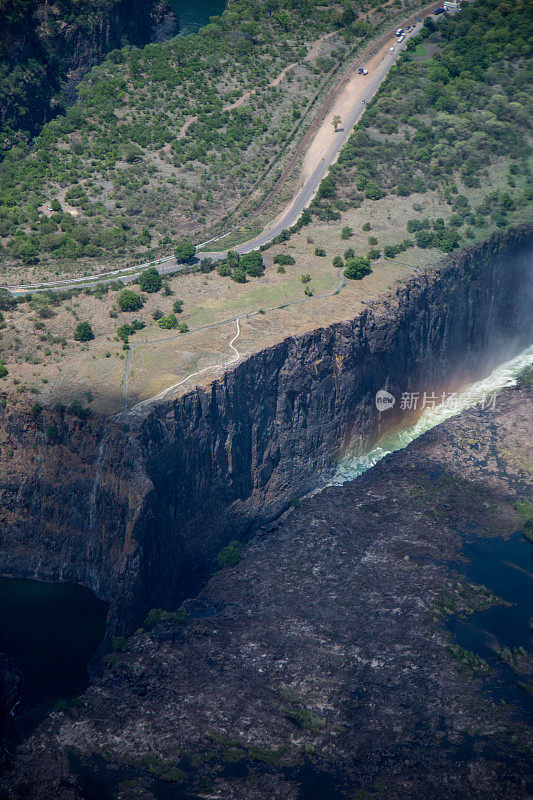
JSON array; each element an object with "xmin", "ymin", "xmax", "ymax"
[{"xmin": 2, "ymin": 381, "xmax": 532, "ymax": 799}]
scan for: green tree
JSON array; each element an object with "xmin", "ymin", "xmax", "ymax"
[
  {"xmin": 415, "ymin": 230, "xmax": 435, "ymax": 249},
  {"xmin": 157, "ymin": 313, "xmax": 179, "ymax": 329},
  {"xmin": 16, "ymin": 240, "xmax": 38, "ymax": 264},
  {"xmin": 172, "ymin": 299, "xmax": 183, "ymax": 313},
  {"xmin": 118, "ymin": 289, "xmax": 143, "ymax": 312},
  {"xmin": 139, "ymin": 267, "xmax": 162, "ymax": 293},
  {"xmin": 232, "ymin": 267, "xmax": 247, "ymax": 283},
  {"xmin": 0, "ymin": 289, "xmax": 16, "ymax": 311},
  {"xmin": 241, "ymin": 251, "xmax": 264, "ymax": 276},
  {"xmin": 199, "ymin": 258, "xmax": 214, "ymax": 273},
  {"xmin": 345, "ymin": 257, "xmax": 372, "ymax": 280},
  {"xmin": 227, "ymin": 250, "xmax": 240, "ymax": 267},
  {"xmin": 174, "ymin": 240, "xmax": 196, "ymax": 264},
  {"xmin": 273, "ymin": 254, "xmax": 295, "ymax": 266},
  {"xmin": 74, "ymin": 322, "xmax": 94, "ymax": 341},
  {"xmin": 364, "ymin": 183, "xmax": 385, "ymax": 201},
  {"xmin": 332, "ymin": 256, "xmax": 343, "ymax": 268},
  {"xmin": 341, "ymin": 226, "xmax": 352, "ymax": 240},
  {"xmin": 216, "ymin": 262, "xmax": 232, "ymax": 277}
]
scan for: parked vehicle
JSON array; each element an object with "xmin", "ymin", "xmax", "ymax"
[
  {"xmin": 358, "ymin": 67, "xmax": 364, "ymax": 74},
  {"xmin": 434, "ymin": 7, "xmax": 445, "ymax": 14},
  {"xmin": 363, "ymin": 69, "xmax": 368, "ymax": 75},
  {"xmin": 397, "ymin": 34, "xmax": 405, "ymax": 43},
  {"xmin": 395, "ymin": 28, "xmax": 404, "ymax": 35},
  {"xmin": 389, "ymin": 47, "xmax": 395, "ymax": 52}
]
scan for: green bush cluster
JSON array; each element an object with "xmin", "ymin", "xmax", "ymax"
[
  {"xmin": 308, "ymin": 0, "xmax": 531, "ymax": 245},
  {"xmin": 157, "ymin": 314, "xmax": 188, "ymax": 332},
  {"xmin": 217, "ymin": 540, "xmax": 242, "ymax": 568},
  {"xmin": 73, "ymin": 321, "xmax": 94, "ymax": 341},
  {"xmin": 273, "ymin": 253, "xmax": 295, "ymax": 266},
  {"xmin": 143, "ymin": 608, "xmax": 188, "ymax": 629},
  {"xmin": 117, "ymin": 319, "xmax": 145, "ymax": 342},
  {"xmin": 139, "ymin": 266, "xmax": 162, "ymax": 293},
  {"xmin": 0, "ymin": 1, "xmax": 362, "ymax": 273},
  {"xmin": 345, "ymin": 256, "xmax": 372, "ymax": 280},
  {"xmin": 383, "ymin": 240, "xmax": 414, "ymax": 259},
  {"xmin": 118, "ymin": 289, "xmax": 143, "ymax": 312},
  {"xmin": 216, "ymin": 249, "xmax": 264, "ymax": 283}
]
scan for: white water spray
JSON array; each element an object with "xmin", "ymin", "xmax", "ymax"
[{"xmin": 333, "ymin": 344, "xmax": 533, "ymax": 484}]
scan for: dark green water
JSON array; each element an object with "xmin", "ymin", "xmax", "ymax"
[
  {"xmin": 0, "ymin": 578, "xmax": 107, "ymax": 714},
  {"xmin": 447, "ymin": 532, "xmax": 533, "ymax": 717},
  {"xmin": 170, "ymin": 0, "xmax": 226, "ymax": 36}
]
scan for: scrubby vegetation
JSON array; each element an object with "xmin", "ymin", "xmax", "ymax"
[
  {"xmin": 73, "ymin": 321, "xmax": 94, "ymax": 341},
  {"xmin": 446, "ymin": 644, "xmax": 490, "ymax": 678},
  {"xmin": 217, "ymin": 540, "xmax": 242, "ymax": 568},
  {"xmin": 118, "ymin": 289, "xmax": 143, "ymax": 312},
  {"xmin": 311, "ymin": 0, "xmax": 532, "ymax": 251},
  {"xmin": 515, "ymin": 499, "xmax": 533, "ymax": 542},
  {"xmin": 345, "ymin": 255, "xmax": 371, "ymax": 279},
  {"xmin": 0, "ymin": 0, "xmax": 418, "ymax": 278},
  {"xmin": 0, "ymin": 0, "xmax": 173, "ymax": 153}
]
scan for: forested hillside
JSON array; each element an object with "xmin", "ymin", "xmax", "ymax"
[
  {"xmin": 311, "ymin": 0, "xmax": 532, "ymax": 252},
  {"xmin": 0, "ymin": 0, "xmax": 177, "ymax": 152},
  {"xmin": 0, "ymin": 0, "xmax": 418, "ymax": 279}
]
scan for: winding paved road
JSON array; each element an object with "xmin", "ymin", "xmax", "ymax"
[{"xmin": 7, "ymin": 8, "xmax": 440, "ymax": 296}]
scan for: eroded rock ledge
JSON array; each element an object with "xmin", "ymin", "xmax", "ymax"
[
  {"xmin": 0, "ymin": 226, "xmax": 531, "ymax": 630},
  {"xmin": 2, "ymin": 354, "xmax": 531, "ymax": 799}
]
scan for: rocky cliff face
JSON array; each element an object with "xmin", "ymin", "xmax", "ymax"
[
  {"xmin": 0, "ymin": 0, "xmax": 178, "ymax": 151},
  {"xmin": 0, "ymin": 226, "xmax": 531, "ymax": 630}
]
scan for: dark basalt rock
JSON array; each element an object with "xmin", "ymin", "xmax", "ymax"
[
  {"xmin": 1, "ymin": 367, "xmax": 531, "ymax": 799},
  {"xmin": 0, "ymin": 655, "xmax": 20, "ymax": 768},
  {"xmin": 0, "ymin": 226, "xmax": 531, "ymax": 635}
]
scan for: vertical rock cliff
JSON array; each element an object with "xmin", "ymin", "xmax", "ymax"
[{"xmin": 0, "ymin": 227, "xmax": 531, "ymax": 630}]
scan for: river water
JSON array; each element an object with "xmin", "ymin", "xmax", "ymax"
[
  {"xmin": 169, "ymin": 0, "xmax": 226, "ymax": 36},
  {"xmin": 0, "ymin": 578, "xmax": 107, "ymax": 723},
  {"xmin": 334, "ymin": 344, "xmax": 533, "ymax": 483},
  {"xmin": 0, "ymin": 347, "xmax": 530, "ymax": 736},
  {"xmin": 335, "ymin": 343, "xmax": 533, "ymax": 719}
]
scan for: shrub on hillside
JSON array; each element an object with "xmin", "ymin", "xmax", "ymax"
[
  {"xmin": 217, "ymin": 540, "xmax": 242, "ymax": 568},
  {"xmin": 241, "ymin": 251, "xmax": 264, "ymax": 276},
  {"xmin": 175, "ymin": 240, "xmax": 196, "ymax": 264},
  {"xmin": 345, "ymin": 257, "xmax": 372, "ymax": 280},
  {"xmin": 273, "ymin": 253, "xmax": 295, "ymax": 266},
  {"xmin": 139, "ymin": 266, "xmax": 162, "ymax": 293},
  {"xmin": 118, "ymin": 289, "xmax": 143, "ymax": 312},
  {"xmin": 74, "ymin": 322, "xmax": 94, "ymax": 341}
]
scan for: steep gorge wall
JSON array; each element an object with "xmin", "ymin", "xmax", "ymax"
[{"xmin": 0, "ymin": 226, "xmax": 531, "ymax": 629}]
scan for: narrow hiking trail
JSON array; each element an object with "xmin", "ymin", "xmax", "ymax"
[{"xmin": 122, "ymin": 267, "xmax": 347, "ymax": 413}]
